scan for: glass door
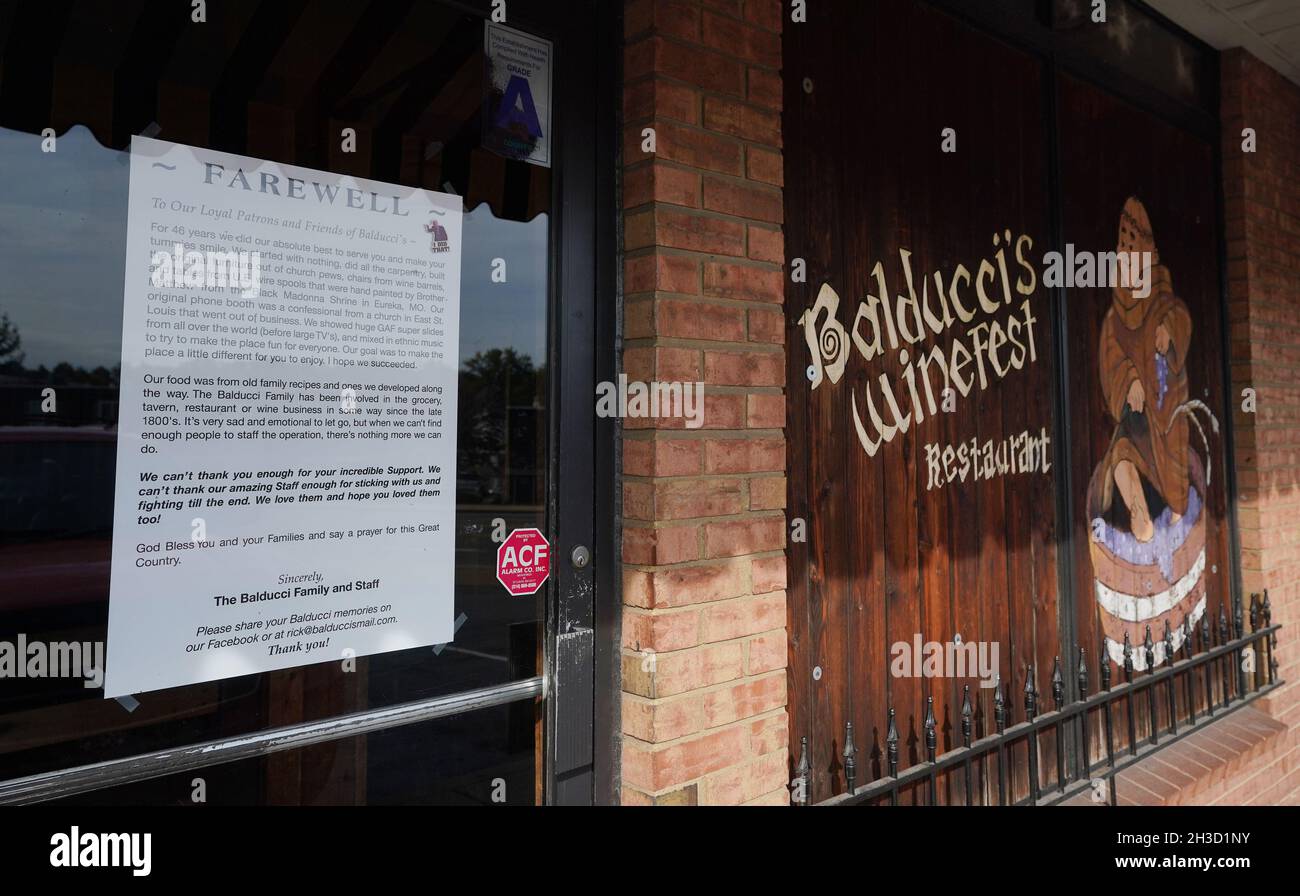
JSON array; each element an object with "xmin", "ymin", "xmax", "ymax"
[{"xmin": 0, "ymin": 0, "xmax": 609, "ymax": 805}]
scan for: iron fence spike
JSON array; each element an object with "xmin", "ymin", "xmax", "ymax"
[
  {"xmin": 843, "ymin": 721, "xmax": 857, "ymax": 796},
  {"xmin": 993, "ymin": 676, "xmax": 1006, "ymax": 733},
  {"xmin": 924, "ymin": 695, "xmax": 937, "ymax": 760},
  {"xmin": 886, "ymin": 706, "xmax": 899, "ymax": 779},
  {"xmin": 961, "ymin": 684, "xmax": 973, "ymax": 748},
  {"xmin": 794, "ymin": 735, "xmax": 810, "ymax": 806}
]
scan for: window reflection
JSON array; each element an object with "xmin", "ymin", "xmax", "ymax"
[{"xmin": 0, "ymin": 1, "xmax": 554, "ymax": 792}]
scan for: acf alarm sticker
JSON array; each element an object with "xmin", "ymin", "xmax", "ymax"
[{"xmin": 496, "ymin": 528, "xmax": 550, "ymax": 596}]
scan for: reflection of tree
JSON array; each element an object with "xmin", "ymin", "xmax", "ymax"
[
  {"xmin": 0, "ymin": 315, "xmax": 119, "ymax": 425},
  {"xmin": 0, "ymin": 312, "xmax": 23, "ymax": 368},
  {"xmin": 458, "ymin": 348, "xmax": 544, "ymax": 505},
  {"xmin": 0, "ymin": 357, "xmax": 119, "ymax": 387}
]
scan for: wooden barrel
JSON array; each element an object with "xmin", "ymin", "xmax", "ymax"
[{"xmin": 1088, "ymin": 450, "xmax": 1207, "ymax": 671}]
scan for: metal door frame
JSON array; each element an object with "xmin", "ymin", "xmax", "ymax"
[{"xmin": 0, "ymin": 0, "xmax": 619, "ymax": 806}]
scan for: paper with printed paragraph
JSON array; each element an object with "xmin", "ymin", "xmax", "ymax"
[{"xmin": 104, "ymin": 137, "xmax": 461, "ymax": 697}]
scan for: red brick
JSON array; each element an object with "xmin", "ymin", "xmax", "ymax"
[
  {"xmin": 625, "ymin": 252, "xmax": 699, "ymax": 295},
  {"xmin": 631, "ymin": 641, "xmax": 745, "ymax": 699},
  {"xmin": 625, "ymin": 36, "xmax": 655, "ymax": 82},
  {"xmin": 652, "ymin": 477, "xmax": 744, "ymax": 520},
  {"xmin": 699, "ymin": 0, "xmax": 743, "ymax": 16},
  {"xmin": 699, "ymin": 392, "xmax": 746, "ymax": 429},
  {"xmin": 628, "ymin": 119, "xmax": 743, "ymax": 177},
  {"xmin": 623, "ymin": 723, "xmax": 749, "ymax": 790},
  {"xmin": 748, "ymin": 306, "xmax": 785, "ymax": 343},
  {"xmin": 749, "ymin": 711, "xmax": 788, "ymax": 753},
  {"xmin": 623, "ymin": 210, "xmax": 655, "ymax": 251},
  {"xmin": 654, "ymin": 208, "xmax": 746, "ymax": 256},
  {"xmin": 748, "ymin": 474, "xmax": 786, "ymax": 509},
  {"xmin": 703, "ymin": 260, "xmax": 784, "ymax": 302},
  {"xmin": 701, "ymin": 11, "xmax": 780, "ymax": 69},
  {"xmin": 747, "ymin": 224, "xmax": 784, "ymax": 263},
  {"xmin": 622, "ymin": 524, "xmax": 700, "ymax": 566},
  {"xmin": 747, "ymin": 629, "xmax": 788, "ymax": 674},
  {"xmin": 624, "ymin": 297, "xmax": 655, "ymax": 339},
  {"xmin": 618, "ymin": 0, "xmax": 787, "ymax": 804},
  {"xmin": 703, "ymin": 176, "xmax": 783, "ymax": 223},
  {"xmin": 743, "ymin": 0, "xmax": 782, "ymax": 33},
  {"xmin": 625, "ymin": 0, "xmax": 701, "ymax": 42},
  {"xmin": 704, "ymin": 516, "xmax": 785, "ymax": 558},
  {"xmin": 701, "ymin": 674, "xmax": 786, "ymax": 728},
  {"xmin": 702, "ymin": 751, "xmax": 783, "ymax": 804},
  {"xmin": 624, "ymin": 162, "xmax": 700, "ymax": 209},
  {"xmin": 624, "ymin": 77, "xmax": 698, "ymax": 124},
  {"xmin": 623, "ymin": 437, "xmax": 654, "ymax": 476},
  {"xmin": 744, "ymin": 787, "xmax": 790, "ymax": 806},
  {"xmin": 751, "ymin": 555, "xmax": 786, "ymax": 593},
  {"xmin": 700, "ymin": 592, "xmax": 787, "ymax": 642},
  {"xmin": 746, "ymin": 393, "xmax": 784, "ymax": 429},
  {"xmin": 660, "ymin": 345, "xmax": 704, "ymax": 380},
  {"xmin": 628, "ymin": 437, "xmax": 704, "ymax": 476},
  {"xmin": 746, "ymin": 146, "xmax": 784, "ymax": 186},
  {"xmin": 622, "ymin": 606, "xmax": 701, "ymax": 653},
  {"xmin": 704, "ymin": 436, "xmax": 785, "ymax": 473},
  {"xmin": 645, "ymin": 560, "xmax": 749, "ymax": 608},
  {"xmin": 624, "ymin": 481, "xmax": 655, "ymax": 520},
  {"xmin": 653, "ymin": 298, "xmax": 747, "ymax": 341},
  {"xmin": 747, "ymin": 67, "xmax": 782, "ymax": 111},
  {"xmin": 703, "ymin": 95, "xmax": 781, "ymax": 144},
  {"xmin": 653, "ymin": 36, "xmax": 745, "ymax": 97},
  {"xmin": 704, "ymin": 350, "xmax": 785, "ymax": 386},
  {"xmin": 622, "ymin": 692, "xmax": 705, "ymax": 742}
]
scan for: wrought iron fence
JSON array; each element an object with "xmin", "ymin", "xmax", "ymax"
[{"xmin": 799, "ymin": 590, "xmax": 1282, "ymax": 806}]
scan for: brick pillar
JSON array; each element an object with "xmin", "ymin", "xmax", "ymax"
[
  {"xmin": 1221, "ymin": 48, "xmax": 1300, "ymax": 804},
  {"xmin": 620, "ymin": 0, "xmax": 789, "ymax": 805}
]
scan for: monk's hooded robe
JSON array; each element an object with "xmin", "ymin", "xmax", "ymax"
[{"xmin": 1097, "ymin": 198, "xmax": 1193, "ymax": 520}]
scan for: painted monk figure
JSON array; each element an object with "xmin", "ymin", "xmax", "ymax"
[{"xmin": 1097, "ymin": 197, "xmax": 1192, "ymax": 543}]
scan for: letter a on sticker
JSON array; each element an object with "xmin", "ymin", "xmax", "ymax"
[{"xmin": 496, "ymin": 75, "xmax": 543, "ymax": 138}]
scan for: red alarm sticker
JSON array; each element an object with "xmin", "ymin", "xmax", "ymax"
[{"xmin": 496, "ymin": 528, "xmax": 550, "ymax": 596}]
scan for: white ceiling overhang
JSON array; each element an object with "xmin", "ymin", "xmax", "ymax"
[{"xmin": 1146, "ymin": 0, "xmax": 1300, "ymax": 86}]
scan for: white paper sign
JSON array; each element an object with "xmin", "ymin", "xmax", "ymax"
[
  {"xmin": 104, "ymin": 137, "xmax": 462, "ymax": 697},
  {"xmin": 483, "ymin": 22, "xmax": 553, "ymax": 168}
]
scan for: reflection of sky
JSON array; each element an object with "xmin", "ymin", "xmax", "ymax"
[
  {"xmin": 460, "ymin": 205, "xmax": 547, "ymax": 367},
  {"xmin": 0, "ymin": 125, "xmax": 548, "ymax": 371},
  {"xmin": 0, "ymin": 126, "xmax": 127, "ymax": 370}
]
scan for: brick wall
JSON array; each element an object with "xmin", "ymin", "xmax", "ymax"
[
  {"xmin": 1220, "ymin": 48, "xmax": 1300, "ymax": 805},
  {"xmin": 619, "ymin": 0, "xmax": 789, "ymax": 805}
]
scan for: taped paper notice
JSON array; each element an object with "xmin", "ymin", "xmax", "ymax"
[{"xmin": 104, "ymin": 137, "xmax": 462, "ymax": 697}]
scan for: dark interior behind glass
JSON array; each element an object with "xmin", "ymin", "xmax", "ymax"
[{"xmin": 0, "ymin": 0, "xmax": 553, "ymax": 803}]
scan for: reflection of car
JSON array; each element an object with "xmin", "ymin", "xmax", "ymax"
[{"xmin": 0, "ymin": 426, "xmax": 115, "ymax": 615}]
